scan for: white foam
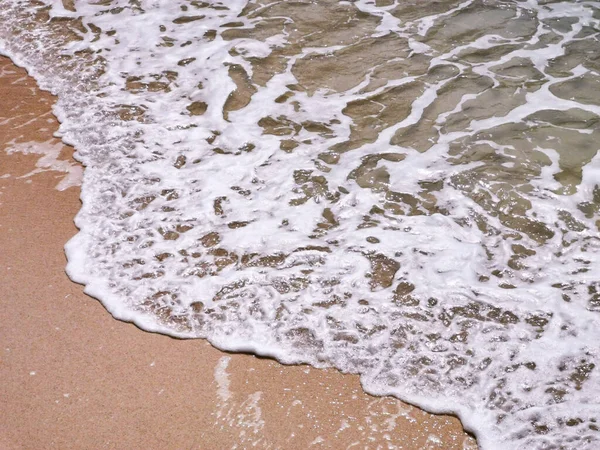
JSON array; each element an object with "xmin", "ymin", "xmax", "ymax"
[
  {"xmin": 215, "ymin": 356, "xmax": 232, "ymax": 406},
  {"xmin": 5, "ymin": 140, "xmax": 82, "ymax": 190}
]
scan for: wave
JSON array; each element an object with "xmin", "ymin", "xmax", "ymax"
[{"xmin": 2, "ymin": 1, "xmax": 600, "ymax": 447}]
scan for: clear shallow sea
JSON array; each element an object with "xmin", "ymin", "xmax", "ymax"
[{"xmin": 1, "ymin": 1, "xmax": 599, "ymax": 448}]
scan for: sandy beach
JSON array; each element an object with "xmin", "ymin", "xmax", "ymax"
[{"xmin": 0, "ymin": 56, "xmax": 474, "ymax": 449}]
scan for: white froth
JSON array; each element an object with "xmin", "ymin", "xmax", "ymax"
[
  {"xmin": 5, "ymin": 140, "xmax": 82, "ymax": 190},
  {"xmin": 214, "ymin": 356, "xmax": 232, "ymax": 405}
]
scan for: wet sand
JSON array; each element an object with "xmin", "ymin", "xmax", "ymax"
[{"xmin": 0, "ymin": 56, "xmax": 475, "ymax": 450}]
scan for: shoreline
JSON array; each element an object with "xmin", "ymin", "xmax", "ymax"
[{"xmin": 0, "ymin": 55, "xmax": 475, "ymax": 449}]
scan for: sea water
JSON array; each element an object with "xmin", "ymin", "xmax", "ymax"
[{"xmin": 1, "ymin": 0, "xmax": 599, "ymax": 448}]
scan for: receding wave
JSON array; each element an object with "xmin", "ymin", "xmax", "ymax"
[{"xmin": 1, "ymin": 1, "xmax": 599, "ymax": 448}]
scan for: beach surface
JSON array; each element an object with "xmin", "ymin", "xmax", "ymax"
[{"xmin": 0, "ymin": 56, "xmax": 474, "ymax": 449}]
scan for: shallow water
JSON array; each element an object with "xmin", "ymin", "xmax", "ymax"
[{"xmin": 1, "ymin": 1, "xmax": 599, "ymax": 448}]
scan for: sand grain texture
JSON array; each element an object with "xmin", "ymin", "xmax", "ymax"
[{"xmin": 0, "ymin": 56, "xmax": 474, "ymax": 450}]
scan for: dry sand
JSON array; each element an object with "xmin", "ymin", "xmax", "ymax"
[{"xmin": 0, "ymin": 56, "xmax": 475, "ymax": 450}]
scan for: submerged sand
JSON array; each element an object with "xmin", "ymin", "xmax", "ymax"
[{"xmin": 0, "ymin": 56, "xmax": 475, "ymax": 449}]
